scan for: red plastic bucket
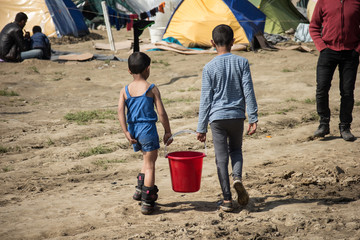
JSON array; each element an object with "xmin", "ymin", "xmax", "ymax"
[{"xmin": 167, "ymin": 151, "xmax": 205, "ymax": 193}]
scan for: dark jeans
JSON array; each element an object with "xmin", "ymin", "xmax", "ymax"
[
  {"xmin": 316, "ymin": 48, "xmax": 359, "ymax": 124},
  {"xmin": 210, "ymin": 118, "xmax": 244, "ymax": 201}
]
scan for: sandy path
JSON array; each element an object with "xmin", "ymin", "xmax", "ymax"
[{"xmin": 0, "ymin": 29, "xmax": 359, "ymax": 239}]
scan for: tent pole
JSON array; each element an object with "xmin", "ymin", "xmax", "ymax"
[{"xmin": 101, "ymin": 1, "xmax": 116, "ymax": 51}]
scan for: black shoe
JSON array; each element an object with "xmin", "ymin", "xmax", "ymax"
[
  {"xmin": 339, "ymin": 124, "xmax": 355, "ymax": 141},
  {"xmin": 141, "ymin": 201, "xmax": 155, "ymax": 215},
  {"xmin": 219, "ymin": 200, "xmax": 233, "ymax": 212},
  {"xmin": 133, "ymin": 173, "xmax": 145, "ymax": 201},
  {"xmin": 314, "ymin": 124, "xmax": 330, "ymax": 137},
  {"xmin": 141, "ymin": 185, "xmax": 158, "ymax": 202},
  {"xmin": 133, "ymin": 187, "xmax": 142, "ymax": 201},
  {"xmin": 140, "ymin": 185, "xmax": 159, "ymax": 215}
]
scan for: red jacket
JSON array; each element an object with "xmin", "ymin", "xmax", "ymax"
[{"xmin": 309, "ymin": 0, "xmax": 360, "ymax": 53}]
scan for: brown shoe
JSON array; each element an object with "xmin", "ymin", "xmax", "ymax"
[{"xmin": 233, "ymin": 179, "xmax": 249, "ymax": 206}]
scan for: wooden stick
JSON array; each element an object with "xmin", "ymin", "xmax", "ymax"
[{"xmin": 101, "ymin": 1, "xmax": 116, "ymax": 51}]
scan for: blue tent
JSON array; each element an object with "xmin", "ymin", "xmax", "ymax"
[{"xmin": 46, "ymin": 0, "xmax": 89, "ymax": 37}]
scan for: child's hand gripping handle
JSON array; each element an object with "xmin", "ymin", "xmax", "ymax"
[{"xmin": 164, "ymin": 130, "xmax": 207, "ymax": 157}]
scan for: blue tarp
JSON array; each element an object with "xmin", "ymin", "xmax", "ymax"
[{"xmin": 45, "ymin": 0, "xmax": 89, "ymax": 37}]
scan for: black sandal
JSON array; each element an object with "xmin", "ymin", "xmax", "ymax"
[{"xmin": 219, "ymin": 200, "xmax": 233, "ymax": 212}]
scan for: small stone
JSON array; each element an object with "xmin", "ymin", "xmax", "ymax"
[{"xmin": 335, "ymin": 166, "xmax": 345, "ymax": 174}]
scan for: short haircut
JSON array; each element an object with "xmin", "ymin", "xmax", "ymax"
[
  {"xmin": 15, "ymin": 12, "xmax": 28, "ymax": 23},
  {"xmin": 212, "ymin": 24, "xmax": 234, "ymax": 46},
  {"xmin": 32, "ymin": 26, "xmax": 42, "ymax": 33},
  {"xmin": 128, "ymin": 52, "xmax": 151, "ymax": 74}
]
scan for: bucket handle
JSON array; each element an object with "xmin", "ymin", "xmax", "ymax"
[{"xmin": 164, "ymin": 129, "xmax": 207, "ymax": 157}]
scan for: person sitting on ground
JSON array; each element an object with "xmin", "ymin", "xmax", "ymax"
[
  {"xmin": 0, "ymin": 12, "xmax": 43, "ymax": 62},
  {"xmin": 31, "ymin": 25, "xmax": 51, "ymax": 60}
]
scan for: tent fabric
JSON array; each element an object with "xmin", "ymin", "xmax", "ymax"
[
  {"xmin": 78, "ymin": 0, "xmax": 163, "ymax": 15},
  {"xmin": 264, "ymin": 33, "xmax": 290, "ymax": 45},
  {"xmin": 294, "ymin": 23, "xmax": 312, "ymax": 42},
  {"xmin": 296, "ymin": 0, "xmax": 309, "ymax": 8},
  {"xmin": 163, "ymin": 0, "xmax": 266, "ymax": 48},
  {"xmin": 79, "ymin": 0, "xmax": 134, "ymax": 15},
  {"xmin": 249, "ymin": 0, "xmax": 308, "ymax": 34},
  {"xmin": 0, "ymin": 0, "xmax": 89, "ymax": 38},
  {"xmin": 0, "ymin": 0, "xmax": 56, "ymax": 37},
  {"xmin": 306, "ymin": 0, "xmax": 317, "ymax": 22},
  {"xmin": 46, "ymin": 0, "xmax": 89, "ymax": 37},
  {"xmin": 294, "ymin": 23, "xmax": 313, "ymax": 42}
]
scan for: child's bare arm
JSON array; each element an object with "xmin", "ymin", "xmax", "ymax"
[
  {"xmin": 118, "ymin": 88, "xmax": 137, "ymax": 144},
  {"xmin": 152, "ymin": 86, "xmax": 172, "ymax": 145}
]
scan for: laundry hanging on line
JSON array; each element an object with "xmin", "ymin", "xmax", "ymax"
[{"xmin": 106, "ymin": 2, "xmax": 165, "ymax": 31}]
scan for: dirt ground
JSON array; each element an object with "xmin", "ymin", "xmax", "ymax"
[{"xmin": 1, "ymin": 29, "xmax": 360, "ymax": 240}]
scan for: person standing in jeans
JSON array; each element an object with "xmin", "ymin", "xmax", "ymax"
[{"xmin": 309, "ymin": 0, "xmax": 360, "ymax": 141}]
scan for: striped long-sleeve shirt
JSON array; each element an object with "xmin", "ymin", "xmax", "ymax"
[{"xmin": 197, "ymin": 53, "xmax": 258, "ymax": 133}]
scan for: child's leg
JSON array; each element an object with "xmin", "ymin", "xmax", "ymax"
[
  {"xmin": 227, "ymin": 119, "xmax": 249, "ymax": 206},
  {"xmin": 141, "ymin": 149, "xmax": 159, "ymax": 214},
  {"xmin": 210, "ymin": 121, "xmax": 231, "ymax": 201},
  {"xmin": 227, "ymin": 119, "xmax": 244, "ymax": 179},
  {"xmin": 142, "ymin": 149, "xmax": 158, "ymax": 187}
]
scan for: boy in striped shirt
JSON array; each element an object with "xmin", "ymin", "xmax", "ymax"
[{"xmin": 197, "ymin": 24, "xmax": 258, "ymax": 212}]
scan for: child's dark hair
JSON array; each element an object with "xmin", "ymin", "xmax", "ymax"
[
  {"xmin": 32, "ymin": 25, "xmax": 42, "ymax": 34},
  {"xmin": 212, "ymin": 24, "xmax": 234, "ymax": 46},
  {"xmin": 128, "ymin": 52, "xmax": 151, "ymax": 74}
]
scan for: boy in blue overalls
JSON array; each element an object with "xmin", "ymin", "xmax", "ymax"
[{"xmin": 118, "ymin": 52, "xmax": 172, "ymax": 215}]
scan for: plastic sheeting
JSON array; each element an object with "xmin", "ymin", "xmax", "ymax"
[
  {"xmin": 264, "ymin": 33, "xmax": 290, "ymax": 45},
  {"xmin": 79, "ymin": 0, "xmax": 162, "ymax": 15},
  {"xmin": 0, "ymin": 0, "xmax": 89, "ymax": 37},
  {"xmin": 148, "ymin": 0, "xmax": 181, "ymax": 43},
  {"xmin": 46, "ymin": 0, "xmax": 89, "ymax": 37},
  {"xmin": 294, "ymin": 23, "xmax": 313, "ymax": 42},
  {"xmin": 124, "ymin": 0, "xmax": 162, "ymax": 15},
  {"xmin": 0, "ymin": 0, "xmax": 56, "ymax": 37}
]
